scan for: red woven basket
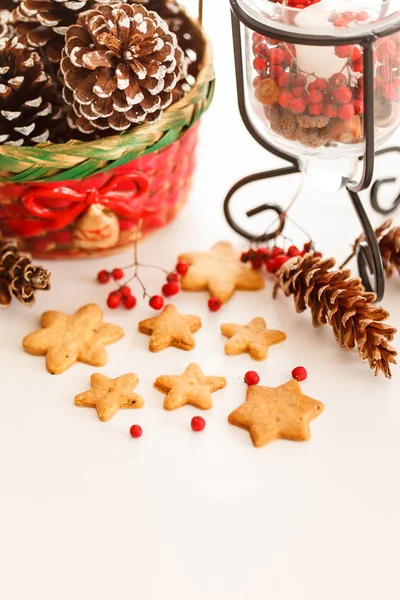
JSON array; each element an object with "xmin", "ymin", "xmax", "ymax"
[{"xmin": 0, "ymin": 125, "xmax": 199, "ymax": 259}]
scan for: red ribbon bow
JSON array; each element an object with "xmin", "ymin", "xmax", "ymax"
[{"xmin": 7, "ymin": 172, "xmax": 150, "ymax": 237}]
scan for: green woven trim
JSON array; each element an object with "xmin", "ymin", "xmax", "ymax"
[{"xmin": 0, "ymin": 37, "xmax": 215, "ymax": 184}]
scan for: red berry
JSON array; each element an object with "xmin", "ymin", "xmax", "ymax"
[
  {"xmin": 123, "ymin": 294, "xmax": 137, "ymax": 309},
  {"xmin": 176, "ymin": 261, "xmax": 188, "ymax": 276},
  {"xmin": 308, "ymin": 81, "xmax": 317, "ymax": 92},
  {"xmin": 330, "ymin": 72, "xmax": 347, "ymax": 87},
  {"xmin": 275, "ymin": 255, "xmax": 290, "ymax": 268},
  {"xmin": 308, "ymin": 89, "xmax": 323, "ymax": 104},
  {"xmin": 167, "ymin": 272, "xmax": 179, "ymax": 283},
  {"xmin": 269, "ymin": 47, "xmax": 284, "ymax": 65},
  {"xmin": 292, "ymin": 86, "xmax": 307, "ymax": 99},
  {"xmin": 244, "ymin": 370, "xmax": 260, "ymax": 386},
  {"xmin": 97, "ymin": 270, "xmax": 110, "ymax": 284},
  {"xmin": 314, "ymin": 77, "xmax": 328, "ymax": 90},
  {"xmin": 314, "ymin": 251, "xmax": 323, "ymax": 258},
  {"xmin": 253, "ymin": 56, "xmax": 268, "ymax": 72},
  {"xmin": 130, "ymin": 424, "xmax": 142, "ymax": 438},
  {"xmin": 291, "ymin": 73, "xmax": 306, "ymax": 87},
  {"xmin": 107, "ymin": 291, "xmax": 121, "ymax": 309},
  {"xmin": 282, "ymin": 50, "xmax": 293, "ymax": 65},
  {"xmin": 333, "ymin": 86, "xmax": 352, "ymax": 104},
  {"xmin": 354, "ymin": 99, "xmax": 364, "ymax": 114},
  {"xmin": 338, "ymin": 103, "xmax": 355, "ymax": 120},
  {"xmin": 350, "ymin": 46, "xmax": 362, "ymax": 62},
  {"xmin": 266, "ymin": 258, "xmax": 278, "ymax": 273},
  {"xmin": 309, "ymin": 102, "xmax": 323, "ymax": 116},
  {"xmin": 383, "ymin": 83, "xmax": 398, "ymax": 101},
  {"xmin": 149, "ymin": 295, "xmax": 164, "ymax": 310},
  {"xmin": 208, "ymin": 297, "xmax": 222, "ymax": 312},
  {"xmin": 277, "ymin": 72, "xmax": 289, "ymax": 88},
  {"xmin": 112, "ymin": 268, "xmax": 124, "ymax": 280},
  {"xmin": 162, "ymin": 282, "xmax": 180, "ymax": 297},
  {"xmin": 354, "ymin": 10, "xmax": 368, "ymax": 21},
  {"xmin": 120, "ymin": 285, "xmax": 131, "ymax": 297},
  {"xmin": 335, "ymin": 45, "xmax": 352, "ymax": 59},
  {"xmin": 351, "ymin": 60, "xmax": 363, "ymax": 73},
  {"xmin": 292, "ymin": 366, "xmax": 307, "ymax": 382},
  {"xmin": 333, "ymin": 16, "xmax": 347, "ymax": 27},
  {"xmin": 287, "ymin": 245, "xmax": 301, "ymax": 257},
  {"xmin": 323, "ymin": 103, "xmax": 338, "ymax": 118},
  {"xmin": 270, "ymin": 65, "xmax": 284, "ymax": 79},
  {"xmin": 289, "ymin": 98, "xmax": 306, "ymax": 114},
  {"xmin": 272, "ymin": 246, "xmax": 284, "ymax": 257},
  {"xmin": 191, "ymin": 416, "xmax": 206, "ymax": 432},
  {"xmin": 279, "ymin": 90, "xmax": 293, "ymax": 108}
]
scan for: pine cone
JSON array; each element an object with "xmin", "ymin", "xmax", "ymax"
[
  {"xmin": 274, "ymin": 253, "xmax": 397, "ymax": 378},
  {"xmin": 0, "ymin": 37, "xmax": 63, "ymax": 146},
  {"xmin": 0, "ymin": 238, "xmax": 51, "ymax": 307},
  {"xmin": 13, "ymin": 0, "xmax": 179, "ymax": 64},
  {"xmin": 60, "ymin": 3, "xmax": 185, "ymax": 133},
  {"xmin": 380, "ymin": 225, "xmax": 400, "ymax": 278}
]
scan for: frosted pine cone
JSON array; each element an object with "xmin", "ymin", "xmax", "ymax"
[
  {"xmin": 60, "ymin": 3, "xmax": 185, "ymax": 133},
  {"xmin": 13, "ymin": 0, "xmax": 179, "ymax": 63},
  {"xmin": 0, "ymin": 8, "xmax": 15, "ymax": 40},
  {"xmin": 0, "ymin": 37, "xmax": 63, "ymax": 146}
]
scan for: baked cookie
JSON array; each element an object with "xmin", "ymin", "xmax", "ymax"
[
  {"xmin": 228, "ymin": 380, "xmax": 324, "ymax": 447},
  {"xmin": 154, "ymin": 363, "xmax": 227, "ymax": 410},
  {"xmin": 75, "ymin": 373, "xmax": 144, "ymax": 422},
  {"xmin": 138, "ymin": 304, "xmax": 201, "ymax": 352},
  {"xmin": 221, "ymin": 317, "xmax": 286, "ymax": 360},
  {"xmin": 22, "ymin": 303, "xmax": 124, "ymax": 374},
  {"xmin": 179, "ymin": 241, "xmax": 264, "ymax": 303}
]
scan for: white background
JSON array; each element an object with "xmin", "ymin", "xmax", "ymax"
[{"xmin": 1, "ymin": 2, "xmax": 400, "ymax": 599}]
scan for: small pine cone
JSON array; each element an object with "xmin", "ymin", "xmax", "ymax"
[
  {"xmin": 60, "ymin": 3, "xmax": 185, "ymax": 133},
  {"xmin": 0, "ymin": 238, "xmax": 50, "ymax": 307},
  {"xmin": 0, "ymin": 37, "xmax": 63, "ymax": 146},
  {"xmin": 274, "ymin": 253, "xmax": 397, "ymax": 378},
  {"xmin": 379, "ymin": 225, "xmax": 400, "ymax": 278}
]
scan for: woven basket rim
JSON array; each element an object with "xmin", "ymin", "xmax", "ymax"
[{"xmin": 0, "ymin": 12, "xmax": 215, "ymax": 183}]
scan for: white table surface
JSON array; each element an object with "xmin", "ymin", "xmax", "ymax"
[{"xmin": 1, "ymin": 3, "xmax": 400, "ymax": 599}]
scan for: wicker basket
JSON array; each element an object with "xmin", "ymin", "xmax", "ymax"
[{"xmin": 0, "ymin": 7, "xmax": 214, "ymax": 258}]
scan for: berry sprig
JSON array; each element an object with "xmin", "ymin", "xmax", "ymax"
[
  {"xmin": 241, "ymin": 241, "xmax": 322, "ymax": 275},
  {"xmin": 96, "ymin": 227, "xmax": 189, "ymax": 311}
]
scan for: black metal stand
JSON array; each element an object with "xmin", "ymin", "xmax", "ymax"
[{"xmin": 223, "ymin": 2, "xmax": 400, "ymax": 303}]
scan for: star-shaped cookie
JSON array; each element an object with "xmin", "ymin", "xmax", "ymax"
[
  {"xmin": 75, "ymin": 373, "xmax": 144, "ymax": 422},
  {"xmin": 22, "ymin": 303, "xmax": 124, "ymax": 374},
  {"xmin": 228, "ymin": 380, "xmax": 324, "ymax": 447},
  {"xmin": 221, "ymin": 317, "xmax": 286, "ymax": 360},
  {"xmin": 154, "ymin": 363, "xmax": 227, "ymax": 410},
  {"xmin": 179, "ymin": 241, "xmax": 264, "ymax": 303},
  {"xmin": 138, "ymin": 304, "xmax": 201, "ymax": 352}
]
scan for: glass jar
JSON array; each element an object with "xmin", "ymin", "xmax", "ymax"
[{"xmin": 241, "ymin": 0, "xmax": 400, "ymax": 158}]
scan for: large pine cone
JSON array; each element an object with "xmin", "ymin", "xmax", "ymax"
[
  {"xmin": 275, "ymin": 253, "xmax": 397, "ymax": 378},
  {"xmin": 60, "ymin": 3, "xmax": 185, "ymax": 133},
  {"xmin": 0, "ymin": 238, "xmax": 50, "ymax": 307},
  {"xmin": 0, "ymin": 37, "xmax": 63, "ymax": 146},
  {"xmin": 13, "ymin": 0, "xmax": 179, "ymax": 63},
  {"xmin": 379, "ymin": 224, "xmax": 400, "ymax": 278}
]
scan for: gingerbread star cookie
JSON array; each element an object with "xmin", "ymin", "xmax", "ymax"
[
  {"xmin": 228, "ymin": 380, "xmax": 324, "ymax": 447},
  {"xmin": 22, "ymin": 303, "xmax": 124, "ymax": 374},
  {"xmin": 138, "ymin": 304, "xmax": 201, "ymax": 352},
  {"xmin": 179, "ymin": 241, "xmax": 264, "ymax": 303},
  {"xmin": 154, "ymin": 363, "xmax": 227, "ymax": 410},
  {"xmin": 221, "ymin": 317, "xmax": 286, "ymax": 360},
  {"xmin": 75, "ymin": 373, "xmax": 144, "ymax": 422}
]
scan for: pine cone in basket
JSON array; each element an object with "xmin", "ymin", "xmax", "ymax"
[
  {"xmin": 0, "ymin": 238, "xmax": 50, "ymax": 307},
  {"xmin": 60, "ymin": 3, "xmax": 185, "ymax": 133},
  {"xmin": 0, "ymin": 37, "xmax": 63, "ymax": 146},
  {"xmin": 13, "ymin": 0, "xmax": 180, "ymax": 64},
  {"xmin": 274, "ymin": 253, "xmax": 397, "ymax": 378}
]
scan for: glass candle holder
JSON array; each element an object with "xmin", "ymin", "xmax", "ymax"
[{"xmin": 224, "ymin": 0, "xmax": 400, "ymax": 301}]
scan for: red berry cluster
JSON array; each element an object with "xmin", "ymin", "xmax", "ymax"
[
  {"xmin": 241, "ymin": 242, "xmax": 321, "ymax": 275},
  {"xmin": 97, "ymin": 260, "xmax": 189, "ymax": 311},
  {"xmin": 270, "ymin": 0, "xmax": 320, "ymax": 9},
  {"xmin": 252, "ymin": 28, "xmax": 400, "ymax": 148}
]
